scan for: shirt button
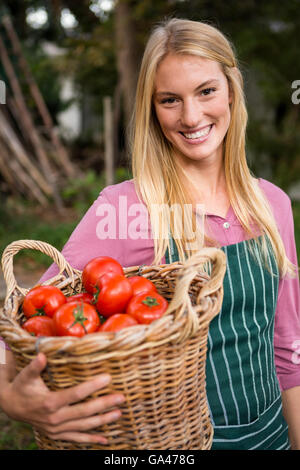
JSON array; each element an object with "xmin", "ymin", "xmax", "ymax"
[{"xmin": 223, "ymin": 222, "xmax": 230, "ymax": 229}]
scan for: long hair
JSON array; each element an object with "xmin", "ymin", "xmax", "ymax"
[{"xmin": 130, "ymin": 18, "xmax": 296, "ymax": 278}]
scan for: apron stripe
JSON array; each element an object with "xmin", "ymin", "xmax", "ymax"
[
  {"xmin": 253, "ymin": 242, "xmax": 273, "ymax": 403},
  {"xmin": 226, "ymin": 245, "xmax": 251, "ymax": 424},
  {"xmin": 249, "ymin": 425, "xmax": 284, "ymax": 450},
  {"xmin": 207, "ymin": 333, "xmax": 228, "ymax": 426},
  {"xmin": 236, "ymin": 242, "xmax": 259, "ymax": 419},
  {"xmin": 212, "ymin": 398, "xmax": 288, "ymax": 450},
  {"xmin": 244, "ymin": 242, "xmax": 267, "ymax": 412},
  {"xmin": 266, "ymin": 246, "xmax": 280, "ymax": 400}
]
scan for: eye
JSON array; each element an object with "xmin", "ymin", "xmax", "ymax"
[
  {"xmin": 160, "ymin": 97, "xmax": 178, "ymax": 105},
  {"xmin": 201, "ymin": 87, "xmax": 216, "ymax": 96}
]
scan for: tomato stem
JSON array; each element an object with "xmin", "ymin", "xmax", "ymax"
[
  {"xmin": 32, "ymin": 305, "xmax": 47, "ymax": 317},
  {"xmin": 69, "ymin": 302, "xmax": 88, "ymax": 334},
  {"xmin": 141, "ymin": 296, "xmax": 159, "ymax": 308}
]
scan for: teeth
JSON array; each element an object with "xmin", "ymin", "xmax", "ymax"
[{"xmin": 183, "ymin": 125, "xmax": 211, "ymax": 139}]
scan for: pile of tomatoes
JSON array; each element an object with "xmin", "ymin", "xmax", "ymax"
[{"xmin": 21, "ymin": 256, "xmax": 168, "ymax": 338}]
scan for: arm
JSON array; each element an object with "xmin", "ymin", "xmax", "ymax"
[
  {"xmin": 282, "ymin": 386, "xmax": 300, "ymax": 450},
  {"xmin": 38, "ymin": 188, "xmax": 126, "ymax": 284},
  {"xmin": 273, "ymin": 199, "xmax": 300, "ymax": 449},
  {"xmin": 38, "ymin": 181, "xmax": 155, "ymax": 284}
]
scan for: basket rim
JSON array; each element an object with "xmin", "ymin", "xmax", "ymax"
[
  {"xmin": 0, "ymin": 269, "xmax": 220, "ymax": 359},
  {"xmin": 0, "ymin": 241, "xmax": 226, "ymax": 358}
]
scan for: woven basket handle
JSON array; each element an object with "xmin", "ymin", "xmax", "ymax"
[
  {"xmin": 165, "ymin": 247, "xmax": 226, "ymax": 341},
  {"xmin": 1, "ymin": 239, "xmax": 80, "ymax": 307}
]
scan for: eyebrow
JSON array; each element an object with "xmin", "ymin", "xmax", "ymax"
[{"xmin": 155, "ymin": 78, "xmax": 220, "ymax": 97}]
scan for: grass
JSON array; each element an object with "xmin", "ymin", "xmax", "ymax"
[{"xmin": 0, "ymin": 412, "xmax": 37, "ymax": 450}]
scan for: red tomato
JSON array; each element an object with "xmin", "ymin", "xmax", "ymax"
[
  {"xmin": 66, "ymin": 292, "xmax": 95, "ymax": 304},
  {"xmin": 22, "ymin": 285, "xmax": 66, "ymax": 318},
  {"xmin": 126, "ymin": 292, "xmax": 168, "ymax": 325},
  {"xmin": 22, "ymin": 316, "xmax": 56, "ymax": 337},
  {"xmin": 82, "ymin": 256, "xmax": 124, "ymax": 294},
  {"xmin": 95, "ymin": 272, "xmax": 133, "ymax": 318},
  {"xmin": 128, "ymin": 276, "xmax": 157, "ymax": 296},
  {"xmin": 98, "ymin": 313, "xmax": 138, "ymax": 332},
  {"xmin": 53, "ymin": 301, "xmax": 100, "ymax": 337}
]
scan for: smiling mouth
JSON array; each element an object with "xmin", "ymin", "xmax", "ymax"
[{"xmin": 180, "ymin": 125, "xmax": 213, "ymax": 139}]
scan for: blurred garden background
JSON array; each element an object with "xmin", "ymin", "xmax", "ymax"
[{"xmin": 0, "ymin": 0, "xmax": 299, "ymax": 450}]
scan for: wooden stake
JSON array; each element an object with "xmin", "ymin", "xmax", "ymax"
[
  {"xmin": 2, "ymin": 14, "xmax": 77, "ymax": 179},
  {"xmin": 0, "ymin": 135, "xmax": 49, "ymax": 205},
  {"xmin": 0, "ymin": 31, "xmax": 64, "ymax": 211},
  {"xmin": 0, "ymin": 109, "xmax": 53, "ymax": 198},
  {"xmin": 104, "ymin": 96, "xmax": 114, "ymax": 186}
]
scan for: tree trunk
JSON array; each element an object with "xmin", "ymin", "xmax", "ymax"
[
  {"xmin": 114, "ymin": 0, "xmax": 141, "ymax": 146},
  {"xmin": 0, "ymin": 31, "xmax": 64, "ymax": 211}
]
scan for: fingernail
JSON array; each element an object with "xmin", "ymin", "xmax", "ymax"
[
  {"xmin": 112, "ymin": 409, "xmax": 122, "ymax": 419},
  {"xmin": 116, "ymin": 395, "xmax": 125, "ymax": 404},
  {"xmin": 97, "ymin": 436, "xmax": 108, "ymax": 444},
  {"xmin": 100, "ymin": 374, "xmax": 111, "ymax": 385}
]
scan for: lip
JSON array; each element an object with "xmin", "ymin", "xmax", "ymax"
[
  {"xmin": 180, "ymin": 124, "xmax": 213, "ymax": 134},
  {"xmin": 179, "ymin": 124, "xmax": 213, "ymax": 144}
]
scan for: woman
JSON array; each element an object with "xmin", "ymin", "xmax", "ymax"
[{"xmin": 0, "ymin": 18, "xmax": 299, "ymax": 449}]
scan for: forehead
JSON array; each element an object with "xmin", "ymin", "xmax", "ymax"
[{"xmin": 154, "ymin": 54, "xmax": 225, "ymax": 91}]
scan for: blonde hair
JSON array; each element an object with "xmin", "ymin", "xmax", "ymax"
[{"xmin": 130, "ymin": 18, "xmax": 296, "ymax": 278}]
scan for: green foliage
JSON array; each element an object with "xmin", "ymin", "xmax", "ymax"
[
  {"xmin": 61, "ymin": 166, "xmax": 132, "ymax": 215},
  {"xmin": 61, "ymin": 169, "xmax": 106, "ymax": 215},
  {"xmin": 59, "ymin": 17, "xmax": 118, "ymax": 114},
  {"xmin": 0, "ymin": 197, "xmax": 78, "ymax": 268},
  {"xmin": 3, "ymin": 0, "xmax": 300, "ymax": 187},
  {"xmin": 0, "ymin": 415, "xmax": 37, "ymax": 450},
  {"xmin": 25, "ymin": 45, "xmax": 73, "ymax": 121}
]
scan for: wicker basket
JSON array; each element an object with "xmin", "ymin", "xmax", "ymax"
[{"xmin": 0, "ymin": 239, "xmax": 226, "ymax": 450}]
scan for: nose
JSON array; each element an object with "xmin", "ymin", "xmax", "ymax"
[{"xmin": 180, "ymin": 98, "xmax": 202, "ymax": 129}]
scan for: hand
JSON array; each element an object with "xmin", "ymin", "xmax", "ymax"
[{"xmin": 1, "ymin": 352, "xmax": 125, "ymax": 444}]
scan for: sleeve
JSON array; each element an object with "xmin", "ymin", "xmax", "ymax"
[
  {"xmin": 37, "ymin": 188, "xmax": 127, "ymax": 284},
  {"xmin": 274, "ymin": 199, "xmax": 300, "ymax": 391},
  {"xmin": 1, "ymin": 187, "xmax": 128, "ymax": 351}
]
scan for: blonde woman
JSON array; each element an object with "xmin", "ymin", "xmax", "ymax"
[{"xmin": 1, "ymin": 18, "xmax": 299, "ymax": 450}]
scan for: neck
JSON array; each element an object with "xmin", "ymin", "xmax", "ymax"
[{"xmin": 176, "ymin": 154, "xmax": 227, "ymax": 202}]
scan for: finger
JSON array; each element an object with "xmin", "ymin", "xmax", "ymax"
[
  {"xmin": 51, "ymin": 373, "xmax": 113, "ymax": 409},
  {"xmin": 43, "ymin": 431, "xmax": 109, "ymax": 445},
  {"xmin": 51, "ymin": 393, "xmax": 125, "ymax": 423},
  {"xmin": 18, "ymin": 353, "xmax": 47, "ymax": 382},
  {"xmin": 44, "ymin": 408, "xmax": 122, "ymax": 435}
]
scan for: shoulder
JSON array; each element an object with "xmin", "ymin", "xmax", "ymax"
[
  {"xmin": 99, "ymin": 179, "xmax": 141, "ymax": 205},
  {"xmin": 257, "ymin": 177, "xmax": 293, "ymax": 229},
  {"xmin": 258, "ymin": 177, "xmax": 292, "ymax": 212}
]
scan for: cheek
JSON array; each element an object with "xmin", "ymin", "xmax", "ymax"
[
  {"xmin": 154, "ymin": 107, "xmax": 177, "ymax": 133},
  {"xmin": 212, "ymin": 99, "xmax": 231, "ymax": 124}
]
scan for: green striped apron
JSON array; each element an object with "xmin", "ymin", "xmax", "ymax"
[{"xmin": 165, "ymin": 235, "xmax": 290, "ymax": 450}]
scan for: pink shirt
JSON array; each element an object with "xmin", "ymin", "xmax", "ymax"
[{"xmin": 5, "ymin": 178, "xmax": 300, "ymax": 391}]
